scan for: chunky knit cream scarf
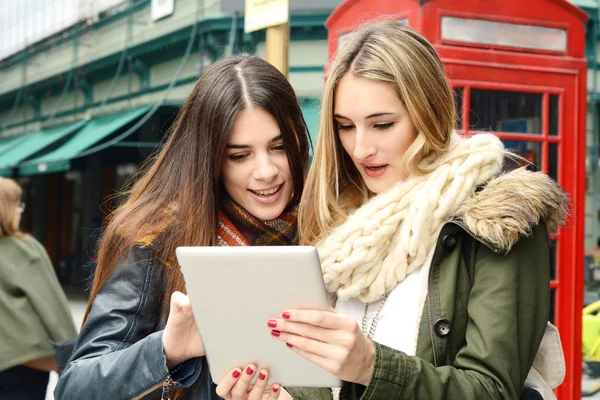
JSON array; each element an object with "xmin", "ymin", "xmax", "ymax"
[{"xmin": 318, "ymin": 132, "xmax": 505, "ymax": 303}]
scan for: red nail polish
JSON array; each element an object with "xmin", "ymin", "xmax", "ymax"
[
  {"xmin": 259, "ymin": 372, "xmax": 266, "ymax": 380},
  {"xmin": 282, "ymin": 312, "xmax": 291, "ymax": 319},
  {"xmin": 286, "ymin": 343, "xmax": 293, "ymax": 348},
  {"xmin": 273, "ymin": 386, "xmax": 279, "ymax": 393},
  {"xmin": 268, "ymin": 320, "xmax": 277, "ymax": 328},
  {"xmin": 246, "ymin": 366, "xmax": 254, "ymax": 375},
  {"xmin": 232, "ymin": 370, "xmax": 241, "ymax": 378},
  {"xmin": 271, "ymin": 330, "xmax": 280, "ymax": 337}
]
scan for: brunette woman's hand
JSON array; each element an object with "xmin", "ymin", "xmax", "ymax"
[
  {"xmin": 267, "ymin": 310, "xmax": 375, "ymax": 386},
  {"xmin": 216, "ymin": 365, "xmax": 287, "ymax": 400},
  {"xmin": 162, "ymin": 291, "xmax": 205, "ymax": 369}
]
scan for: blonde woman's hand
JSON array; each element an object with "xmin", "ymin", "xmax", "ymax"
[
  {"xmin": 162, "ymin": 291, "xmax": 205, "ymax": 369},
  {"xmin": 267, "ymin": 310, "xmax": 375, "ymax": 386},
  {"xmin": 215, "ymin": 365, "xmax": 286, "ymax": 400}
]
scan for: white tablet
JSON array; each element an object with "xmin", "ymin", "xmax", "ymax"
[{"xmin": 176, "ymin": 246, "xmax": 342, "ymax": 388}]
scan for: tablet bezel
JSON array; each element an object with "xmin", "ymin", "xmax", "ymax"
[{"xmin": 176, "ymin": 246, "xmax": 342, "ymax": 388}]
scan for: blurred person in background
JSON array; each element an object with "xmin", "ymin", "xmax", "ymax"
[
  {"xmin": 0, "ymin": 177, "xmax": 77, "ymax": 399},
  {"xmin": 585, "ymin": 237, "xmax": 600, "ymax": 265}
]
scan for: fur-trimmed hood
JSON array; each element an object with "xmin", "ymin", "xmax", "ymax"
[{"xmin": 455, "ymin": 168, "xmax": 570, "ymax": 254}]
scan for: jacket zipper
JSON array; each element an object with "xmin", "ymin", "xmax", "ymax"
[
  {"xmin": 161, "ymin": 376, "xmax": 175, "ymax": 400},
  {"xmin": 131, "ymin": 376, "xmax": 174, "ymax": 400}
]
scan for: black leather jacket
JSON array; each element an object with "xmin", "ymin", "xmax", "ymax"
[{"xmin": 55, "ymin": 246, "xmax": 220, "ymax": 399}]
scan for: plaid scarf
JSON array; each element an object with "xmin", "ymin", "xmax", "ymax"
[{"xmin": 217, "ymin": 195, "xmax": 298, "ymax": 246}]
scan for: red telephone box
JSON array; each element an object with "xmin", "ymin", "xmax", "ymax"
[{"xmin": 327, "ymin": 1, "xmax": 588, "ymax": 399}]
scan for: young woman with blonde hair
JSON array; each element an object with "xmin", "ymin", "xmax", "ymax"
[
  {"xmin": 0, "ymin": 177, "xmax": 77, "ymax": 399},
  {"xmin": 267, "ymin": 20, "xmax": 567, "ymax": 400}
]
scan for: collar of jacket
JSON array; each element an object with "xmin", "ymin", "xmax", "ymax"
[{"xmin": 452, "ymin": 168, "xmax": 569, "ymax": 255}]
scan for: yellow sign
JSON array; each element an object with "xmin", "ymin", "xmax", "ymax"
[{"xmin": 245, "ymin": 0, "xmax": 289, "ymax": 33}]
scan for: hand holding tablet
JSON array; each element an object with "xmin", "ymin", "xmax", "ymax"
[
  {"xmin": 162, "ymin": 291, "xmax": 205, "ymax": 369},
  {"xmin": 176, "ymin": 246, "xmax": 342, "ymax": 388}
]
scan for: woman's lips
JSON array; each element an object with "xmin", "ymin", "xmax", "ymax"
[
  {"xmin": 362, "ymin": 164, "xmax": 388, "ymax": 178},
  {"xmin": 248, "ymin": 184, "xmax": 283, "ymax": 204}
]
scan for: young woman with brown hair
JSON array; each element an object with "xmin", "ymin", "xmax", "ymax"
[{"xmin": 55, "ymin": 54, "xmax": 310, "ymax": 400}]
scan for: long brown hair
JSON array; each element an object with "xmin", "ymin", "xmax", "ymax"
[
  {"xmin": 0, "ymin": 177, "xmax": 23, "ymax": 238},
  {"xmin": 85, "ymin": 55, "xmax": 310, "ymax": 327},
  {"xmin": 299, "ymin": 20, "xmax": 455, "ymax": 245}
]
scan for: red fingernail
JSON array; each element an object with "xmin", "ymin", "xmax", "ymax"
[
  {"xmin": 282, "ymin": 312, "xmax": 291, "ymax": 319},
  {"xmin": 273, "ymin": 386, "xmax": 279, "ymax": 393},
  {"xmin": 268, "ymin": 320, "xmax": 277, "ymax": 328},
  {"xmin": 246, "ymin": 367, "xmax": 254, "ymax": 375},
  {"xmin": 286, "ymin": 343, "xmax": 293, "ymax": 348},
  {"xmin": 259, "ymin": 372, "xmax": 266, "ymax": 380},
  {"xmin": 271, "ymin": 330, "xmax": 280, "ymax": 337},
  {"xmin": 232, "ymin": 370, "xmax": 241, "ymax": 378}
]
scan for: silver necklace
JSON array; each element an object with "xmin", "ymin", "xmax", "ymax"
[
  {"xmin": 331, "ymin": 293, "xmax": 390, "ymax": 340},
  {"xmin": 362, "ymin": 293, "xmax": 389, "ymax": 339}
]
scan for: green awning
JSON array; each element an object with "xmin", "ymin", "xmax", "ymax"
[
  {"xmin": 0, "ymin": 136, "xmax": 19, "ymax": 155},
  {"xmin": 0, "ymin": 120, "xmax": 87, "ymax": 172},
  {"xmin": 0, "ymin": 134, "xmax": 30, "ymax": 157},
  {"xmin": 0, "ymin": 167, "xmax": 14, "ymax": 177},
  {"xmin": 19, "ymin": 106, "xmax": 151, "ymax": 176},
  {"xmin": 0, "ymin": 134, "xmax": 38, "ymax": 176},
  {"xmin": 299, "ymin": 98, "xmax": 320, "ymax": 153}
]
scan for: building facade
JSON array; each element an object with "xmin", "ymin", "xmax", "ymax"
[{"xmin": 0, "ymin": 0, "xmax": 336, "ymax": 286}]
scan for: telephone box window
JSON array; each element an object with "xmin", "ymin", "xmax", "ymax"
[
  {"xmin": 502, "ymin": 141, "xmax": 541, "ymax": 172},
  {"xmin": 549, "ymin": 143, "xmax": 559, "ymax": 181},
  {"xmin": 441, "ymin": 16, "xmax": 567, "ymax": 52},
  {"xmin": 469, "ymin": 89, "xmax": 543, "ymax": 134},
  {"xmin": 453, "ymin": 87, "xmax": 464, "ymax": 130},
  {"xmin": 550, "ymin": 95, "xmax": 559, "ymax": 136}
]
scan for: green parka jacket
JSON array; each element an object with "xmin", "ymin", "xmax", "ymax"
[{"xmin": 288, "ymin": 168, "xmax": 568, "ymax": 400}]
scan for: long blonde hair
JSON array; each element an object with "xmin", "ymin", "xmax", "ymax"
[
  {"xmin": 0, "ymin": 177, "xmax": 23, "ymax": 238},
  {"xmin": 299, "ymin": 20, "xmax": 456, "ymax": 245}
]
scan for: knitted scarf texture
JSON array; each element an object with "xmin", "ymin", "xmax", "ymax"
[
  {"xmin": 317, "ymin": 132, "xmax": 505, "ymax": 303},
  {"xmin": 217, "ymin": 194, "xmax": 298, "ymax": 246}
]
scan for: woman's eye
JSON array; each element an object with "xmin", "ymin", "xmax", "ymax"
[
  {"xmin": 337, "ymin": 124, "xmax": 354, "ymax": 131},
  {"xmin": 272, "ymin": 145, "xmax": 286, "ymax": 152},
  {"xmin": 228, "ymin": 154, "xmax": 248, "ymax": 162},
  {"xmin": 374, "ymin": 122, "xmax": 394, "ymax": 130}
]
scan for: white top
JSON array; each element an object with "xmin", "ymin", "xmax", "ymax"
[{"xmin": 335, "ymin": 249, "xmax": 435, "ymax": 355}]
